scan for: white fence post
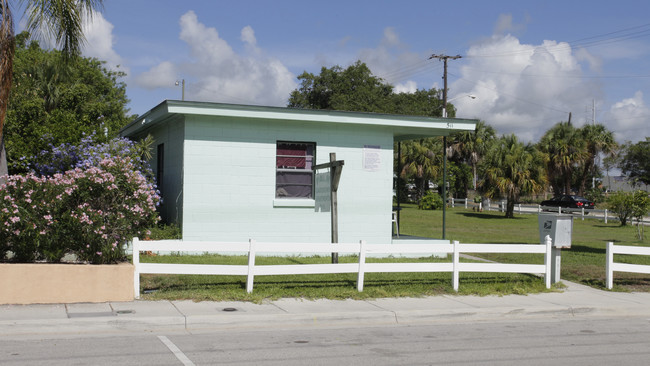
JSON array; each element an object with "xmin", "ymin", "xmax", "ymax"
[
  {"xmin": 465, "ymin": 198, "xmax": 468, "ymax": 209},
  {"xmin": 133, "ymin": 237, "xmax": 140, "ymax": 299},
  {"xmin": 357, "ymin": 240, "xmax": 366, "ymax": 292},
  {"xmin": 246, "ymin": 239, "xmax": 256, "ymax": 293},
  {"xmin": 538, "ymin": 205, "xmax": 541, "ymax": 213},
  {"xmin": 452, "ymin": 240, "xmax": 460, "ymax": 291},
  {"xmin": 606, "ymin": 241, "xmax": 614, "ymax": 290},
  {"xmin": 479, "ymin": 202, "xmax": 482, "ymax": 211},
  {"xmin": 558, "ymin": 206, "xmax": 562, "ymax": 214},
  {"xmin": 581, "ymin": 207, "xmax": 585, "ymax": 220},
  {"xmin": 544, "ymin": 235, "xmax": 552, "ymax": 289},
  {"xmin": 605, "ymin": 209, "xmax": 608, "ymax": 224}
]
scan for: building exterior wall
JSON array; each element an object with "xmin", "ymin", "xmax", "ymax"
[
  {"xmin": 181, "ymin": 115, "xmax": 394, "ymax": 244},
  {"xmin": 145, "ymin": 116, "xmax": 185, "ymax": 225}
]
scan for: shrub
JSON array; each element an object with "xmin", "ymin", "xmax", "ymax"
[
  {"xmin": 418, "ymin": 191, "xmax": 443, "ymax": 210},
  {"xmin": 27, "ymin": 134, "xmax": 154, "ymax": 180},
  {"xmin": 607, "ymin": 190, "xmax": 650, "ymax": 228},
  {"xmin": 0, "ymin": 156, "xmax": 160, "ymax": 264}
]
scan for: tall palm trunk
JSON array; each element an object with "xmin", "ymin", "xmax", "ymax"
[{"xmin": 0, "ymin": 0, "xmax": 14, "ymax": 180}]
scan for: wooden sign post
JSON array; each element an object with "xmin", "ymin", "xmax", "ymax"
[{"xmin": 313, "ymin": 153, "xmax": 344, "ymax": 263}]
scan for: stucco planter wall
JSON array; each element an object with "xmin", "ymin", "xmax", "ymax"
[{"xmin": 0, "ymin": 262, "xmax": 134, "ymax": 305}]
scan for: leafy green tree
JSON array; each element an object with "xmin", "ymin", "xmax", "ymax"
[
  {"xmin": 538, "ymin": 122, "xmax": 587, "ymax": 195},
  {"xmin": 1, "ymin": 0, "xmax": 104, "ymax": 177},
  {"xmin": 619, "ymin": 138, "xmax": 650, "ymax": 187},
  {"xmin": 607, "ymin": 190, "xmax": 650, "ymax": 231},
  {"xmin": 5, "ymin": 32, "xmax": 130, "ymax": 173},
  {"xmin": 288, "ymin": 61, "xmax": 393, "ymax": 112},
  {"xmin": 481, "ymin": 134, "xmax": 546, "ymax": 218}
]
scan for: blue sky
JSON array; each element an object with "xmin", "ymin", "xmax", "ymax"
[{"xmin": 21, "ymin": 0, "xmax": 650, "ymax": 143}]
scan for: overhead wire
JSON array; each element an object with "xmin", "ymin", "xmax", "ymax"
[{"xmin": 465, "ymin": 22, "xmax": 650, "ymax": 59}]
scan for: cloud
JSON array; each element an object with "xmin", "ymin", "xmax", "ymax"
[
  {"xmin": 134, "ymin": 11, "xmax": 296, "ymax": 106},
  {"xmin": 606, "ymin": 91, "xmax": 650, "ymax": 143},
  {"xmin": 493, "ymin": 13, "xmax": 529, "ymax": 36},
  {"xmin": 81, "ymin": 11, "xmax": 126, "ymax": 72},
  {"xmin": 450, "ymin": 33, "xmax": 603, "ymax": 142},
  {"xmin": 135, "ymin": 61, "xmax": 177, "ymax": 89},
  {"xmin": 356, "ymin": 27, "xmax": 426, "ymax": 91},
  {"xmin": 394, "ymin": 80, "xmax": 417, "ymax": 94}
]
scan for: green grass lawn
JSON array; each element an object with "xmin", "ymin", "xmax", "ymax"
[
  {"xmin": 138, "ymin": 204, "xmax": 649, "ymax": 302},
  {"xmin": 400, "ymin": 203, "xmax": 650, "ymax": 291}
]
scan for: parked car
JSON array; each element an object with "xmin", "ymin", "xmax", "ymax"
[{"xmin": 540, "ymin": 195, "xmax": 595, "ymax": 211}]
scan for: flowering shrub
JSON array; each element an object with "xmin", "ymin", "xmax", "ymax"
[
  {"xmin": 0, "ymin": 156, "xmax": 160, "ymax": 264},
  {"xmin": 27, "ymin": 135, "xmax": 154, "ymax": 180}
]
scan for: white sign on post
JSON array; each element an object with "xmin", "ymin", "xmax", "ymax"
[{"xmin": 314, "ymin": 171, "xmax": 331, "ymax": 212}]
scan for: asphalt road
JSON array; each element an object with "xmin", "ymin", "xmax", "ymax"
[{"xmin": 3, "ymin": 316, "xmax": 650, "ymax": 365}]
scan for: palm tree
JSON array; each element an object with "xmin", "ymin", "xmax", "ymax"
[
  {"xmin": 0, "ymin": 0, "xmax": 103, "ymax": 177},
  {"xmin": 576, "ymin": 124, "xmax": 617, "ymax": 195},
  {"xmin": 397, "ymin": 138, "xmax": 443, "ymax": 200},
  {"xmin": 538, "ymin": 122, "xmax": 587, "ymax": 196},
  {"xmin": 481, "ymin": 134, "xmax": 546, "ymax": 218},
  {"xmin": 449, "ymin": 120, "xmax": 496, "ymax": 193}
]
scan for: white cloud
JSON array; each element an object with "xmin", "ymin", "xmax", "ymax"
[
  {"xmin": 241, "ymin": 26, "xmax": 257, "ymax": 47},
  {"xmin": 135, "ymin": 61, "xmax": 177, "ymax": 89},
  {"xmin": 134, "ymin": 11, "xmax": 296, "ymax": 106},
  {"xmin": 607, "ymin": 91, "xmax": 650, "ymax": 143},
  {"xmin": 493, "ymin": 13, "xmax": 528, "ymax": 36},
  {"xmin": 81, "ymin": 11, "xmax": 125, "ymax": 72},
  {"xmin": 450, "ymin": 33, "xmax": 603, "ymax": 142},
  {"xmin": 394, "ymin": 80, "xmax": 417, "ymax": 94}
]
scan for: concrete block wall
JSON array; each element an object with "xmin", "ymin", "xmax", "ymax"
[
  {"xmin": 146, "ymin": 116, "xmax": 185, "ymax": 225},
  {"xmin": 181, "ymin": 115, "xmax": 394, "ymax": 244}
]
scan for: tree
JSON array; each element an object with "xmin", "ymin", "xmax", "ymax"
[
  {"xmin": 6, "ymin": 33, "xmax": 130, "ymax": 173},
  {"xmin": 538, "ymin": 122, "xmax": 587, "ymax": 195},
  {"xmin": 619, "ymin": 138, "xmax": 650, "ymax": 187},
  {"xmin": 288, "ymin": 61, "xmax": 393, "ymax": 112},
  {"xmin": 0, "ymin": 0, "xmax": 104, "ymax": 178},
  {"xmin": 607, "ymin": 191, "xmax": 650, "ymax": 233},
  {"xmin": 448, "ymin": 120, "xmax": 497, "ymax": 194},
  {"xmin": 576, "ymin": 124, "xmax": 617, "ymax": 195},
  {"xmin": 397, "ymin": 138, "xmax": 443, "ymax": 200},
  {"xmin": 481, "ymin": 134, "xmax": 546, "ymax": 218}
]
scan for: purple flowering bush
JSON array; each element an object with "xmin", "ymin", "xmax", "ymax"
[{"xmin": 0, "ymin": 155, "xmax": 160, "ymax": 264}]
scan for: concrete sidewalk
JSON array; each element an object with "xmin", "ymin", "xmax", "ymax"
[{"xmin": 1, "ymin": 281, "xmax": 649, "ymax": 337}]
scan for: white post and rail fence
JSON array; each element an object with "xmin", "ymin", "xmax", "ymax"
[
  {"xmin": 132, "ymin": 236, "xmax": 553, "ymax": 298},
  {"xmin": 449, "ymin": 198, "xmax": 650, "ymax": 225},
  {"xmin": 606, "ymin": 242, "xmax": 650, "ymax": 289}
]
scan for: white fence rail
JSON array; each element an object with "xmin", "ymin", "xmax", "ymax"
[
  {"xmin": 606, "ymin": 242, "xmax": 650, "ymax": 289},
  {"xmin": 132, "ymin": 237, "xmax": 553, "ymax": 298},
  {"xmin": 449, "ymin": 198, "xmax": 650, "ymax": 225}
]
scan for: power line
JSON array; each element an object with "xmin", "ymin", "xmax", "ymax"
[
  {"xmin": 465, "ymin": 22, "xmax": 650, "ymax": 59},
  {"xmin": 447, "ymin": 71, "xmax": 571, "ymax": 115}
]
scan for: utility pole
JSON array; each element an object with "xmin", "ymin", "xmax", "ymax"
[{"xmin": 430, "ymin": 54, "xmax": 461, "ymax": 240}]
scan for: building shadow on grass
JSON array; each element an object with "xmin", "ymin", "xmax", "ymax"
[{"xmin": 458, "ymin": 212, "xmax": 528, "ymax": 220}]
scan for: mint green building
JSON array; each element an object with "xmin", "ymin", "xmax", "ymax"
[{"xmin": 121, "ymin": 101, "xmax": 476, "ymax": 245}]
